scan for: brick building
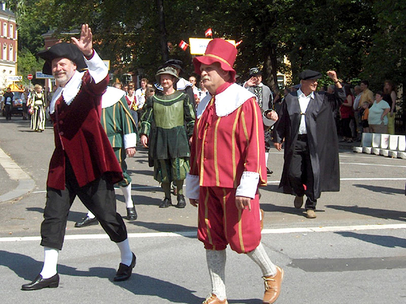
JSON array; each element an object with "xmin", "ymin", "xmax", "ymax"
[{"xmin": 0, "ymin": 3, "xmax": 17, "ymax": 90}]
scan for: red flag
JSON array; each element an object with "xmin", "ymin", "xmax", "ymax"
[
  {"xmin": 205, "ymin": 28, "xmax": 213, "ymax": 37},
  {"xmin": 235, "ymin": 40, "xmax": 243, "ymax": 47},
  {"xmin": 179, "ymin": 40, "xmax": 189, "ymax": 51}
]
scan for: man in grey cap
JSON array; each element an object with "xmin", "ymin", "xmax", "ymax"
[
  {"xmin": 244, "ymin": 67, "xmax": 278, "ymax": 174},
  {"xmin": 272, "ymin": 70, "xmax": 345, "ymax": 218}
]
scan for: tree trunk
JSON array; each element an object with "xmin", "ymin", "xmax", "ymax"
[
  {"xmin": 156, "ymin": 0, "xmax": 169, "ymax": 62},
  {"xmin": 263, "ymin": 43, "xmax": 279, "ymax": 94}
]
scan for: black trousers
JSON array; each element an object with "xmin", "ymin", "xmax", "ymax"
[
  {"xmin": 288, "ymin": 135, "xmax": 317, "ymax": 210},
  {"xmin": 41, "ymin": 160, "xmax": 127, "ymax": 250},
  {"xmin": 5, "ymin": 104, "xmax": 12, "ymax": 120}
]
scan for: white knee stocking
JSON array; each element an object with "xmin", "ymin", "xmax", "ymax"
[
  {"xmin": 206, "ymin": 249, "xmax": 227, "ymax": 301},
  {"xmin": 247, "ymin": 242, "xmax": 277, "ymax": 277},
  {"xmin": 116, "ymin": 238, "xmax": 132, "ymax": 266},
  {"xmin": 121, "ymin": 184, "xmax": 134, "ymax": 208},
  {"xmin": 40, "ymin": 247, "xmax": 59, "ymax": 279}
]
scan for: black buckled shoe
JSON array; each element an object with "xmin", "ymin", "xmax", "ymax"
[
  {"xmin": 159, "ymin": 198, "xmax": 172, "ymax": 208},
  {"xmin": 21, "ymin": 273, "xmax": 59, "ymax": 291},
  {"xmin": 114, "ymin": 252, "xmax": 136, "ymax": 281},
  {"xmin": 74, "ymin": 216, "xmax": 98, "ymax": 228},
  {"xmin": 176, "ymin": 194, "xmax": 186, "ymax": 208},
  {"xmin": 126, "ymin": 207, "xmax": 137, "ymax": 220},
  {"xmin": 266, "ymin": 167, "xmax": 273, "ymax": 175}
]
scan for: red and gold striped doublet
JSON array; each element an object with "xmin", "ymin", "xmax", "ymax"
[{"xmin": 189, "ymin": 83, "xmax": 267, "ymax": 253}]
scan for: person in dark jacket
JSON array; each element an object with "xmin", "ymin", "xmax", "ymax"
[
  {"xmin": 273, "ymin": 70, "xmax": 345, "ymax": 219},
  {"xmin": 3, "ymin": 87, "xmax": 13, "ymax": 120}
]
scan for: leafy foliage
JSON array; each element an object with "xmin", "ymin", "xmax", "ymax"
[{"xmin": 5, "ymin": 0, "xmax": 405, "ymax": 106}]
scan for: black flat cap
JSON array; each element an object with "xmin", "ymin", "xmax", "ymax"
[
  {"xmin": 37, "ymin": 42, "xmax": 87, "ymax": 75},
  {"xmin": 299, "ymin": 69, "xmax": 322, "ymax": 80},
  {"xmin": 249, "ymin": 67, "xmax": 262, "ymax": 77}
]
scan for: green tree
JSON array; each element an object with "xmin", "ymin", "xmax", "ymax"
[
  {"xmin": 17, "ymin": 47, "xmax": 43, "ymax": 86},
  {"xmin": 361, "ymin": 0, "xmax": 406, "ymax": 95}
]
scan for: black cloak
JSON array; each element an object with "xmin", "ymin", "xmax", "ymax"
[{"xmin": 272, "ymin": 89, "xmax": 345, "ymax": 199}]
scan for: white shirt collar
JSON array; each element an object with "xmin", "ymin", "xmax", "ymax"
[
  {"xmin": 49, "ymin": 70, "xmax": 84, "ymax": 114},
  {"xmin": 297, "ymin": 88, "xmax": 315, "ymax": 99}
]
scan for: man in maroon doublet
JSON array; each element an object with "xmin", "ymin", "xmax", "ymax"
[{"xmin": 22, "ymin": 24, "xmax": 135, "ymax": 291}]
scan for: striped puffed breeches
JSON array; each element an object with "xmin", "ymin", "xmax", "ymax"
[{"xmin": 197, "ymin": 186, "xmax": 262, "ymax": 254}]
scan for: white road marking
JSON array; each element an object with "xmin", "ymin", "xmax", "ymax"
[
  {"xmin": 340, "ymin": 162, "xmax": 406, "ymax": 168},
  {"xmin": 28, "ymin": 176, "xmax": 406, "ymax": 194},
  {"xmin": 1, "ymin": 223, "xmax": 405, "ymax": 243}
]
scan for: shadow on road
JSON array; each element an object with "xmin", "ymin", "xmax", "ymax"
[
  {"xmin": 336, "ymin": 231, "xmax": 406, "ymax": 248},
  {"xmin": 260, "ymin": 202, "xmax": 325, "ymax": 218},
  {"xmin": 0, "ymin": 249, "xmax": 207, "ymax": 303},
  {"xmin": 353, "ymin": 184, "xmax": 405, "ymax": 195},
  {"xmin": 26, "ymin": 207, "xmax": 95, "ymax": 224},
  {"xmin": 326, "ymin": 205, "xmax": 406, "ymax": 222},
  {"xmin": 128, "ymin": 220, "xmax": 197, "ymax": 236}
]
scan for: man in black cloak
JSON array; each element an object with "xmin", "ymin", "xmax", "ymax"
[{"xmin": 272, "ymin": 70, "xmax": 345, "ymax": 218}]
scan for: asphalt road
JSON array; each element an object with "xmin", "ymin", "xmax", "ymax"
[{"xmin": 0, "ymin": 117, "xmax": 405, "ymax": 304}]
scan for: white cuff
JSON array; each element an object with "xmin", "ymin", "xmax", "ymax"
[
  {"xmin": 84, "ymin": 51, "xmax": 108, "ymax": 84},
  {"xmin": 185, "ymin": 174, "xmax": 200, "ymax": 199},
  {"xmin": 263, "ymin": 112, "xmax": 277, "ymax": 127},
  {"xmin": 124, "ymin": 133, "xmax": 137, "ymax": 149},
  {"xmin": 236, "ymin": 171, "xmax": 259, "ymax": 199}
]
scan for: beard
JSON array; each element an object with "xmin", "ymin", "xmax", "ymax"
[{"xmin": 54, "ymin": 72, "xmax": 71, "ymax": 87}]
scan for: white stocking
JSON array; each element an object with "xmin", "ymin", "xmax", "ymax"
[
  {"xmin": 40, "ymin": 247, "xmax": 59, "ymax": 278},
  {"xmin": 206, "ymin": 249, "xmax": 227, "ymax": 300},
  {"xmin": 116, "ymin": 239, "xmax": 132, "ymax": 266},
  {"xmin": 121, "ymin": 184, "xmax": 134, "ymax": 208},
  {"xmin": 247, "ymin": 243, "xmax": 277, "ymax": 277}
]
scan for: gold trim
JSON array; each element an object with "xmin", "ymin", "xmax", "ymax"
[
  {"xmin": 222, "ymin": 188, "xmax": 227, "ymax": 242},
  {"xmin": 204, "ymin": 188, "xmax": 213, "ymax": 248},
  {"xmin": 214, "ymin": 117, "xmax": 221, "ymax": 186},
  {"xmin": 238, "ymin": 208, "xmax": 245, "ymax": 252},
  {"xmin": 204, "ymin": 54, "xmax": 232, "ymax": 67},
  {"xmin": 232, "ymin": 108, "xmax": 242, "ymax": 187}
]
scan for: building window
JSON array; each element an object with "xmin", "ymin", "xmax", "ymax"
[
  {"xmin": 9, "ymin": 24, "xmax": 13, "ymax": 39},
  {"xmin": 3, "ymin": 23, "xmax": 6, "ymax": 37},
  {"xmin": 9, "ymin": 44, "xmax": 13, "ymax": 61},
  {"xmin": 3, "ymin": 43, "xmax": 6, "ymax": 60}
]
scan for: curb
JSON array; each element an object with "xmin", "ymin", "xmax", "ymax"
[{"xmin": 0, "ymin": 147, "xmax": 35, "ymax": 203}]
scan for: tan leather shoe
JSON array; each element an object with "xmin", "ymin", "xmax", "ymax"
[
  {"xmin": 263, "ymin": 266, "xmax": 284, "ymax": 303},
  {"xmin": 306, "ymin": 209, "xmax": 317, "ymax": 219},
  {"xmin": 203, "ymin": 294, "xmax": 228, "ymax": 304},
  {"xmin": 294, "ymin": 196, "xmax": 303, "ymax": 209}
]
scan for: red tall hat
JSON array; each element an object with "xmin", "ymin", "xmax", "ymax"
[{"xmin": 193, "ymin": 38, "xmax": 237, "ymax": 82}]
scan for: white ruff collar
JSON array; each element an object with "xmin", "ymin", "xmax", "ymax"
[
  {"xmin": 215, "ymin": 83, "xmax": 255, "ymax": 117},
  {"xmin": 101, "ymin": 87, "xmax": 126, "ymax": 108},
  {"xmin": 49, "ymin": 70, "xmax": 84, "ymax": 114},
  {"xmin": 177, "ymin": 77, "xmax": 192, "ymax": 90}
]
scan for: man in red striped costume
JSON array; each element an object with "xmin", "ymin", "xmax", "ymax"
[{"xmin": 186, "ymin": 38, "xmax": 283, "ymax": 304}]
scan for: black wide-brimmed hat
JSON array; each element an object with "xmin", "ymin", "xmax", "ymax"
[
  {"xmin": 299, "ymin": 69, "xmax": 322, "ymax": 80},
  {"xmin": 37, "ymin": 42, "xmax": 87, "ymax": 75},
  {"xmin": 163, "ymin": 59, "xmax": 183, "ymax": 71}
]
